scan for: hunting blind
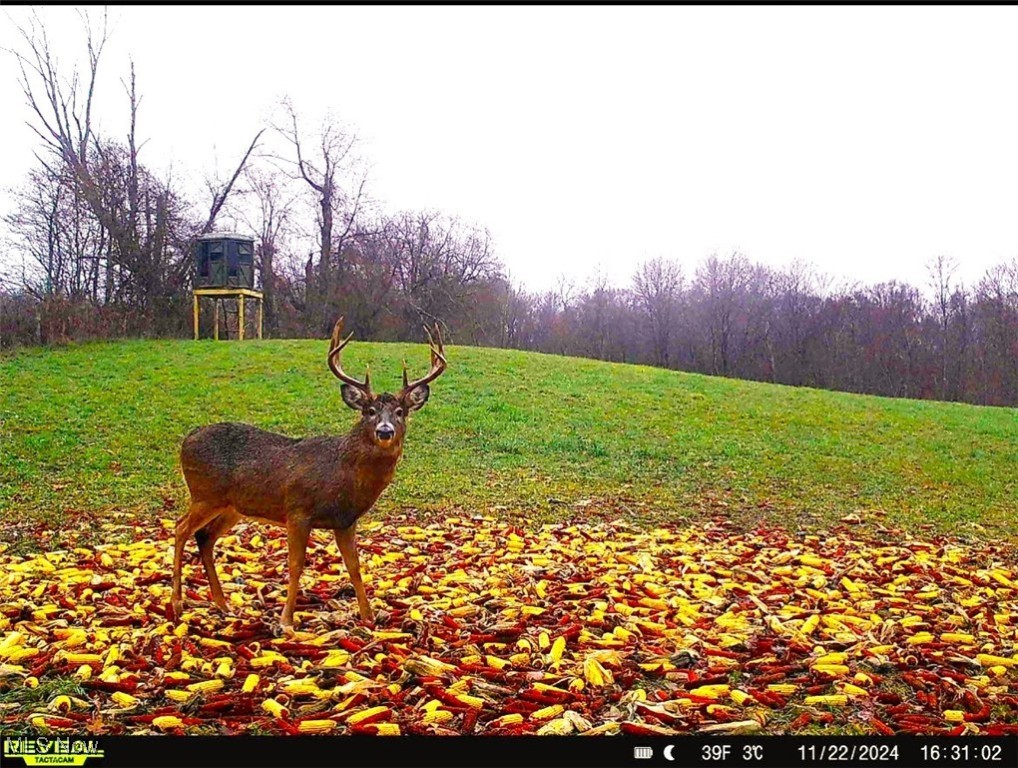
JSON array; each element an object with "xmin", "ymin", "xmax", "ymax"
[{"xmin": 192, "ymin": 232, "xmax": 263, "ymax": 340}]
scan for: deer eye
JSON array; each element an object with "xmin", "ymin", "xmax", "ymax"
[
  {"xmin": 367, "ymin": 407, "xmax": 377, "ymax": 417},
  {"xmin": 395, "ymin": 408, "xmax": 404, "ymax": 418}
]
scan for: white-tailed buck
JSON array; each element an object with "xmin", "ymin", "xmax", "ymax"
[{"xmin": 172, "ymin": 317, "xmax": 447, "ymax": 627}]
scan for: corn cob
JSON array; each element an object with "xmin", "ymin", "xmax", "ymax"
[
  {"xmin": 241, "ymin": 674, "xmax": 260, "ymax": 693},
  {"xmin": 455, "ymin": 694, "xmax": 484, "ymax": 710},
  {"xmin": 804, "ymin": 694, "xmax": 848, "ymax": 706},
  {"xmin": 48, "ymin": 695, "xmax": 73, "ymax": 713},
  {"xmin": 537, "ymin": 717, "xmax": 574, "ymax": 735},
  {"xmin": 165, "ymin": 690, "xmax": 193, "ymax": 703},
  {"xmin": 422, "ymin": 709, "xmax": 454, "ymax": 725},
  {"xmin": 152, "ymin": 716, "xmax": 184, "ymax": 730},
  {"xmin": 532, "ymin": 704, "xmax": 564, "ymax": 721},
  {"xmin": 112, "ymin": 692, "xmax": 139, "ymax": 708},
  {"xmin": 730, "ymin": 690, "xmax": 756, "ymax": 706},
  {"xmin": 261, "ymin": 699, "xmax": 288, "ymax": 719},
  {"xmin": 298, "ymin": 719, "xmax": 336, "ymax": 733},
  {"xmin": 548, "ymin": 636, "xmax": 566, "ymax": 663},
  {"xmin": 373, "ymin": 723, "xmax": 401, "ymax": 736},
  {"xmin": 187, "ymin": 679, "xmax": 224, "ymax": 694},
  {"xmin": 491, "ymin": 713, "xmax": 524, "ymax": 727},
  {"xmin": 347, "ymin": 706, "xmax": 391, "ymax": 725}
]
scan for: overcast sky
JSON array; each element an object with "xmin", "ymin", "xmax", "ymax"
[{"xmin": 2, "ymin": 6, "xmax": 1017, "ymax": 292}]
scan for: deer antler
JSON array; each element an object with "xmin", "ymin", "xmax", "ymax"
[
  {"xmin": 328, "ymin": 317, "xmax": 372, "ymax": 393},
  {"xmin": 400, "ymin": 323, "xmax": 447, "ymax": 396}
]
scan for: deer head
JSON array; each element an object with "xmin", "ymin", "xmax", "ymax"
[{"xmin": 328, "ymin": 317, "xmax": 447, "ymax": 451}]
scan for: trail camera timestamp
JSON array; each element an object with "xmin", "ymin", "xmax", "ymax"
[{"xmin": 920, "ymin": 744, "xmax": 1005, "ymax": 762}]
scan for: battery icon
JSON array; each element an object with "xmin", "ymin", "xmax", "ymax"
[{"xmin": 634, "ymin": 747, "xmax": 654, "ymax": 760}]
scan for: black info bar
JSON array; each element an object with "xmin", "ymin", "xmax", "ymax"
[{"xmin": 2, "ymin": 735, "xmax": 1017, "ymax": 768}]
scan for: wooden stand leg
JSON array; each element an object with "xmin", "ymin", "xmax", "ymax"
[
  {"xmin": 258, "ymin": 298, "xmax": 263, "ymax": 340},
  {"xmin": 214, "ymin": 299, "xmax": 219, "ymax": 341},
  {"xmin": 239, "ymin": 295, "xmax": 245, "ymax": 341},
  {"xmin": 193, "ymin": 294, "xmax": 199, "ymax": 340}
]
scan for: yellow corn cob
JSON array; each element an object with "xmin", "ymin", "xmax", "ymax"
[
  {"xmin": 262, "ymin": 699, "xmax": 288, "ymax": 718},
  {"xmin": 492, "ymin": 713, "xmax": 524, "ymax": 727},
  {"xmin": 690, "ymin": 684, "xmax": 730, "ymax": 699},
  {"xmin": 152, "ymin": 716, "xmax": 183, "ymax": 730},
  {"xmin": 583, "ymin": 657, "xmax": 613, "ymax": 687},
  {"xmin": 404, "ymin": 656, "xmax": 456, "ymax": 676},
  {"xmin": 455, "ymin": 694, "xmax": 484, "ymax": 709},
  {"xmin": 423, "ymin": 709, "xmax": 454, "ymax": 724},
  {"xmin": 49, "ymin": 695, "xmax": 73, "ymax": 713},
  {"xmin": 842, "ymin": 683, "xmax": 868, "ymax": 696},
  {"xmin": 8, "ymin": 648, "xmax": 40, "ymax": 663},
  {"xmin": 187, "ymin": 679, "xmax": 224, "ymax": 694},
  {"xmin": 813, "ymin": 664, "xmax": 850, "ymax": 676},
  {"xmin": 448, "ymin": 678, "xmax": 470, "ymax": 694},
  {"xmin": 800, "ymin": 614, "xmax": 820, "ymax": 635},
  {"xmin": 282, "ymin": 680, "xmax": 322, "ymax": 696},
  {"xmin": 767, "ymin": 684, "xmax": 798, "ymax": 695},
  {"xmin": 944, "ymin": 710, "xmax": 965, "ymax": 722},
  {"xmin": 74, "ymin": 665, "xmax": 92, "ymax": 681},
  {"xmin": 112, "ymin": 692, "xmax": 139, "ymax": 708},
  {"xmin": 907, "ymin": 632, "xmax": 934, "ymax": 645},
  {"xmin": 374, "ymin": 723, "xmax": 401, "ymax": 736},
  {"xmin": 532, "ymin": 704, "xmax": 564, "ymax": 721},
  {"xmin": 486, "ymin": 655, "xmax": 509, "ymax": 670},
  {"xmin": 978, "ymin": 654, "xmax": 1017, "ymax": 668},
  {"xmin": 813, "ymin": 652, "xmax": 847, "ymax": 665},
  {"xmin": 508, "ymin": 652, "xmax": 530, "ymax": 666},
  {"xmin": 199, "ymin": 637, "xmax": 232, "ymax": 650},
  {"xmin": 941, "ymin": 632, "xmax": 975, "ymax": 644},
  {"xmin": 537, "ymin": 717, "xmax": 574, "ymax": 735},
  {"xmin": 522, "ymin": 606, "xmax": 545, "ymax": 616},
  {"xmin": 24, "ymin": 677, "xmax": 39, "ymax": 689},
  {"xmin": 989, "ymin": 665, "xmax": 1008, "ymax": 677},
  {"xmin": 214, "ymin": 661, "xmax": 233, "ymax": 678},
  {"xmin": 236, "ymin": 673, "xmax": 258, "ymax": 693},
  {"xmin": 563, "ymin": 710, "xmax": 592, "ymax": 732},
  {"xmin": 549, "ymin": 636, "xmax": 566, "ymax": 662},
  {"xmin": 298, "ymin": 719, "xmax": 337, "ymax": 733},
  {"xmin": 164, "ymin": 671, "xmax": 190, "ymax": 683},
  {"xmin": 538, "ymin": 632, "xmax": 550, "ymax": 650},
  {"xmin": 569, "ymin": 678, "xmax": 585, "ymax": 693},
  {"xmin": 804, "ymin": 694, "xmax": 848, "ymax": 706},
  {"xmin": 348, "ymin": 706, "xmax": 391, "ymax": 725},
  {"xmin": 104, "ymin": 647, "xmax": 120, "ymax": 667},
  {"xmin": 613, "ymin": 627, "xmax": 635, "ymax": 642},
  {"xmin": 165, "ymin": 690, "xmax": 193, "ymax": 703},
  {"xmin": 730, "ymin": 690, "xmax": 756, "ymax": 706}
]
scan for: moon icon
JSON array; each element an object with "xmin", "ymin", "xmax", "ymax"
[{"xmin": 664, "ymin": 744, "xmax": 675, "ymax": 761}]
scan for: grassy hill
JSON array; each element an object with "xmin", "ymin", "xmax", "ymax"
[{"xmin": 2, "ymin": 338, "xmax": 1017, "ymax": 540}]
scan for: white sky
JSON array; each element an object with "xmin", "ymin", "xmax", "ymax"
[{"xmin": 2, "ymin": 6, "xmax": 1018, "ymax": 293}]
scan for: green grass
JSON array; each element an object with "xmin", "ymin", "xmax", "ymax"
[{"xmin": 2, "ymin": 338, "xmax": 1017, "ymax": 541}]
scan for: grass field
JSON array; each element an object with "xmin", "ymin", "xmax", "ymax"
[
  {"xmin": 2, "ymin": 337, "xmax": 1017, "ymax": 543},
  {"xmin": 2, "ymin": 339, "xmax": 1018, "ymax": 736}
]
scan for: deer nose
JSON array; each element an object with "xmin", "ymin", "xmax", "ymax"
[{"xmin": 376, "ymin": 424, "xmax": 395, "ymax": 441}]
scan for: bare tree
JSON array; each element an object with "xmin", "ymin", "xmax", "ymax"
[
  {"xmin": 273, "ymin": 99, "xmax": 367, "ymax": 332},
  {"xmin": 632, "ymin": 257, "xmax": 683, "ymax": 367}
]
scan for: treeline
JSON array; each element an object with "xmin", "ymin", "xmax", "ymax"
[{"xmin": 4, "ymin": 12, "xmax": 1018, "ymax": 408}]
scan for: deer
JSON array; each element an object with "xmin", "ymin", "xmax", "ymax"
[{"xmin": 171, "ymin": 317, "xmax": 447, "ymax": 628}]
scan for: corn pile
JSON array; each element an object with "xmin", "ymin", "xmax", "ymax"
[{"xmin": 0, "ymin": 513, "xmax": 1016, "ymax": 735}]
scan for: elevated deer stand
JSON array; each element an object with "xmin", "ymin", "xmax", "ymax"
[
  {"xmin": 193, "ymin": 288, "xmax": 263, "ymax": 340},
  {"xmin": 192, "ymin": 232, "xmax": 262, "ymax": 340}
]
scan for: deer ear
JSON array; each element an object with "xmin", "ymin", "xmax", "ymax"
[
  {"xmin": 340, "ymin": 384, "xmax": 370, "ymax": 411},
  {"xmin": 403, "ymin": 383, "xmax": 431, "ymax": 412}
]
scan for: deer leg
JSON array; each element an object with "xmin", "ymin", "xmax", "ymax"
[
  {"xmin": 335, "ymin": 525, "xmax": 373, "ymax": 624},
  {"xmin": 281, "ymin": 518, "xmax": 311, "ymax": 628},
  {"xmin": 195, "ymin": 510, "xmax": 240, "ymax": 612},
  {"xmin": 172, "ymin": 501, "xmax": 220, "ymax": 618}
]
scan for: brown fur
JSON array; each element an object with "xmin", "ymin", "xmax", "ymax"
[{"xmin": 170, "ymin": 322, "xmax": 444, "ymax": 629}]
